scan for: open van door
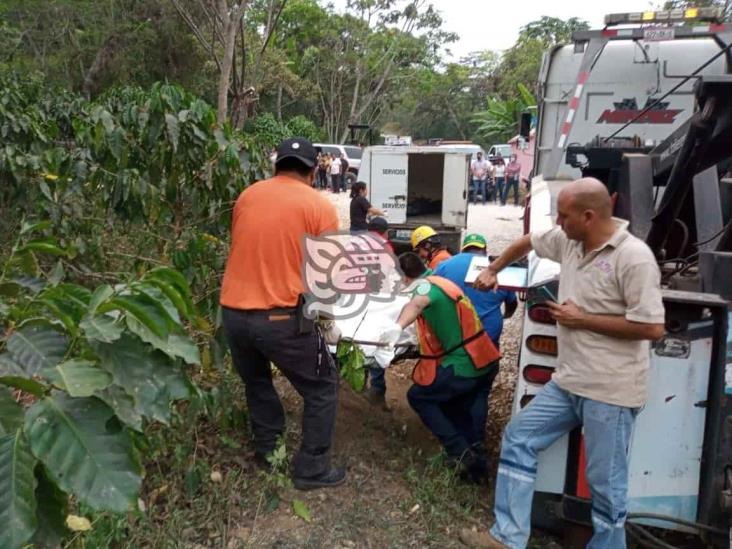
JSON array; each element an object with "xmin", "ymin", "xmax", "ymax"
[
  {"xmin": 369, "ymin": 151, "xmax": 408, "ymax": 224},
  {"xmin": 442, "ymin": 153, "xmax": 470, "ymax": 227}
]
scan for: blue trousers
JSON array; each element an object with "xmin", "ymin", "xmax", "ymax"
[
  {"xmin": 471, "ymin": 178, "xmax": 488, "ymax": 204},
  {"xmin": 407, "ymin": 364, "xmax": 498, "ymax": 459},
  {"xmin": 495, "ymin": 176, "xmax": 505, "ymax": 203},
  {"xmin": 369, "ymin": 366, "xmax": 386, "ymax": 393},
  {"xmin": 502, "ymin": 176, "xmax": 519, "ymax": 206},
  {"xmin": 491, "ymin": 380, "xmax": 636, "ymax": 549}
]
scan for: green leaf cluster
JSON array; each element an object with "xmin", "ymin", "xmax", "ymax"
[
  {"xmin": 336, "ymin": 340, "xmax": 367, "ymax": 393},
  {"xmin": 0, "ymin": 228, "xmax": 199, "ymax": 549}
]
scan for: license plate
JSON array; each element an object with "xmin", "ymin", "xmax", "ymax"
[
  {"xmin": 394, "ymin": 230, "xmax": 412, "ymax": 240},
  {"xmin": 643, "ymin": 27, "xmax": 675, "ymax": 42}
]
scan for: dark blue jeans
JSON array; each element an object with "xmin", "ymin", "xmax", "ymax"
[
  {"xmin": 502, "ymin": 176, "xmax": 519, "ymax": 206},
  {"xmin": 495, "ymin": 176, "xmax": 505, "ymax": 203},
  {"xmin": 407, "ymin": 364, "xmax": 498, "ymax": 459},
  {"xmin": 369, "ymin": 366, "xmax": 386, "ymax": 393}
]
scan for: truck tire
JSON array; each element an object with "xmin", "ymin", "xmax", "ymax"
[{"xmin": 345, "ymin": 171, "xmax": 357, "ymax": 189}]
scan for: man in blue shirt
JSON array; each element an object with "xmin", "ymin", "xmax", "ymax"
[{"xmin": 434, "ymin": 233, "xmax": 517, "ymax": 347}]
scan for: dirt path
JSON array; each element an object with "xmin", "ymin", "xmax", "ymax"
[{"xmin": 229, "ymin": 197, "xmax": 527, "ymax": 547}]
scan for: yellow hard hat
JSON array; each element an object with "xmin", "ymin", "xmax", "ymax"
[{"xmin": 411, "ymin": 225, "xmax": 437, "ymax": 249}]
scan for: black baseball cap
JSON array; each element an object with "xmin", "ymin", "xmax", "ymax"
[
  {"xmin": 368, "ymin": 216, "xmax": 388, "ymax": 232},
  {"xmin": 275, "ymin": 137, "xmax": 318, "ymax": 168}
]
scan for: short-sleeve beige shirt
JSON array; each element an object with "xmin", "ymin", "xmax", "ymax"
[{"xmin": 531, "ymin": 223, "xmax": 665, "ymax": 407}]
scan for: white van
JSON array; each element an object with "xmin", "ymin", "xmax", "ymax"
[{"xmin": 358, "ymin": 145, "xmax": 470, "ymax": 253}]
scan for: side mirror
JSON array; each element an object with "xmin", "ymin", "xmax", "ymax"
[{"xmin": 519, "ymin": 112, "xmax": 532, "ymax": 139}]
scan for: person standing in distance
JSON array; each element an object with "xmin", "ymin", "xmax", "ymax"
[
  {"xmin": 330, "ymin": 153, "xmax": 342, "ymax": 193},
  {"xmin": 470, "ymin": 152, "xmax": 490, "ymax": 205},
  {"xmin": 220, "ymin": 138, "xmax": 345, "ymax": 491},
  {"xmin": 465, "ymin": 178, "xmax": 665, "ymax": 548}
]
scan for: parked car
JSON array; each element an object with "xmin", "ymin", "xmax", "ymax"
[
  {"xmin": 487, "ymin": 143, "xmax": 511, "ymax": 163},
  {"xmin": 314, "ymin": 143, "xmax": 362, "ymax": 186}
]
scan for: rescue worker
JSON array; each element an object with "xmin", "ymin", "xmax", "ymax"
[
  {"xmin": 434, "ymin": 233, "xmax": 517, "ymax": 347},
  {"xmin": 466, "ymin": 178, "xmax": 665, "ymax": 548},
  {"xmin": 411, "ymin": 225, "xmax": 452, "ymax": 270},
  {"xmin": 379, "ymin": 252, "xmax": 501, "ymax": 482},
  {"xmin": 220, "ymin": 137, "xmax": 345, "ymax": 491}
]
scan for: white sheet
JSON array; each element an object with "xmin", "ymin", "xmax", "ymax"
[{"xmin": 329, "ymin": 294, "xmax": 417, "ymax": 367}]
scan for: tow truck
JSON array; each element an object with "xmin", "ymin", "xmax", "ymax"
[{"xmin": 515, "ymin": 7, "xmax": 732, "ymax": 546}]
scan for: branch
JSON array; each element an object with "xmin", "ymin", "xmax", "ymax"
[
  {"xmin": 198, "ymin": 0, "xmax": 226, "ymax": 46},
  {"xmin": 260, "ymin": 0, "xmax": 287, "ymax": 55},
  {"xmin": 171, "ymin": 0, "xmax": 221, "ymax": 71}
]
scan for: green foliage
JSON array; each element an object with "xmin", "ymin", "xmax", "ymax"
[
  {"xmin": 292, "ymin": 498, "xmax": 312, "ymax": 522},
  {"xmin": 472, "ymin": 83, "xmax": 537, "ymax": 143},
  {"xmin": 0, "ymin": 430, "xmax": 38, "ymax": 549},
  {"xmin": 248, "ymin": 112, "xmax": 323, "ymax": 149},
  {"xmin": 336, "ymin": 340, "xmax": 367, "ymax": 392},
  {"xmin": 0, "ymin": 228, "xmax": 200, "ymax": 548},
  {"xmin": 286, "ymin": 115, "xmax": 323, "ymax": 142},
  {"xmin": 493, "ymin": 17, "xmax": 588, "ymax": 99}
]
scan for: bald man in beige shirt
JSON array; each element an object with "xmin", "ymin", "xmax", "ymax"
[{"xmin": 467, "ymin": 179, "xmax": 665, "ymax": 549}]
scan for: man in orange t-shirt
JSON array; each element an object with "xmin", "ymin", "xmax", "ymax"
[{"xmin": 220, "ymin": 137, "xmax": 344, "ymax": 490}]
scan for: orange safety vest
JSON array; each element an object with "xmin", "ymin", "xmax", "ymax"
[
  {"xmin": 428, "ymin": 249, "xmax": 452, "ymax": 271},
  {"xmin": 413, "ymin": 276, "xmax": 501, "ymax": 386}
]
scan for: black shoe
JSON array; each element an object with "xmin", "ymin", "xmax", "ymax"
[
  {"xmin": 293, "ymin": 466, "xmax": 346, "ymax": 491},
  {"xmin": 447, "ymin": 450, "xmax": 488, "ymax": 485},
  {"xmin": 254, "ymin": 452, "xmax": 275, "ymax": 473}
]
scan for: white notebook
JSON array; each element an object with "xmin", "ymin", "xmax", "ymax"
[{"xmin": 464, "ymin": 256, "xmax": 528, "ymax": 291}]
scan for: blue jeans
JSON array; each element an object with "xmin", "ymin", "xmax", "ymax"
[
  {"xmin": 369, "ymin": 366, "xmax": 386, "ymax": 393},
  {"xmin": 495, "ymin": 176, "xmax": 505, "ymax": 203},
  {"xmin": 491, "ymin": 381, "xmax": 636, "ymax": 549},
  {"xmin": 407, "ymin": 364, "xmax": 498, "ymax": 459},
  {"xmin": 502, "ymin": 176, "xmax": 519, "ymax": 206},
  {"xmin": 471, "ymin": 178, "xmax": 488, "ymax": 204}
]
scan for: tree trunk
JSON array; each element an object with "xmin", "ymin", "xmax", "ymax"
[
  {"xmin": 217, "ymin": 22, "xmax": 238, "ymax": 125},
  {"xmin": 215, "ymin": 1, "xmax": 249, "ymax": 125},
  {"xmin": 82, "ymin": 35, "xmax": 119, "ymax": 99},
  {"xmin": 276, "ymin": 85, "xmax": 283, "ymax": 121}
]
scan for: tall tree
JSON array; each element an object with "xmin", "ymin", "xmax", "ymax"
[
  {"xmin": 494, "ymin": 16, "xmax": 589, "ymax": 98},
  {"xmin": 170, "ymin": 0, "xmax": 262, "ymax": 125}
]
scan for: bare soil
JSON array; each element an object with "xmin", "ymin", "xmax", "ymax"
[
  {"xmin": 222, "ymin": 196, "xmax": 529, "ymax": 548},
  {"xmin": 131, "ymin": 196, "xmax": 541, "ymax": 549}
]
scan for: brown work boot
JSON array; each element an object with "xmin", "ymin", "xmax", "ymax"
[{"xmin": 459, "ymin": 528, "xmax": 508, "ymax": 548}]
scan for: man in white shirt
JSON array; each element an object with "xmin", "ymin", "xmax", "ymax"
[
  {"xmin": 470, "ymin": 152, "xmax": 491, "ymax": 205},
  {"xmin": 467, "ymin": 178, "xmax": 665, "ymax": 548},
  {"xmin": 330, "ymin": 156, "xmax": 343, "ymax": 194}
]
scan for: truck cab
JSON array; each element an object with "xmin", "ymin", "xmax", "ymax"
[{"xmin": 358, "ymin": 145, "xmax": 470, "ymax": 254}]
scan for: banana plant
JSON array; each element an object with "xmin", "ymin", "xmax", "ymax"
[{"xmin": 0, "ymin": 225, "xmax": 200, "ymax": 549}]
